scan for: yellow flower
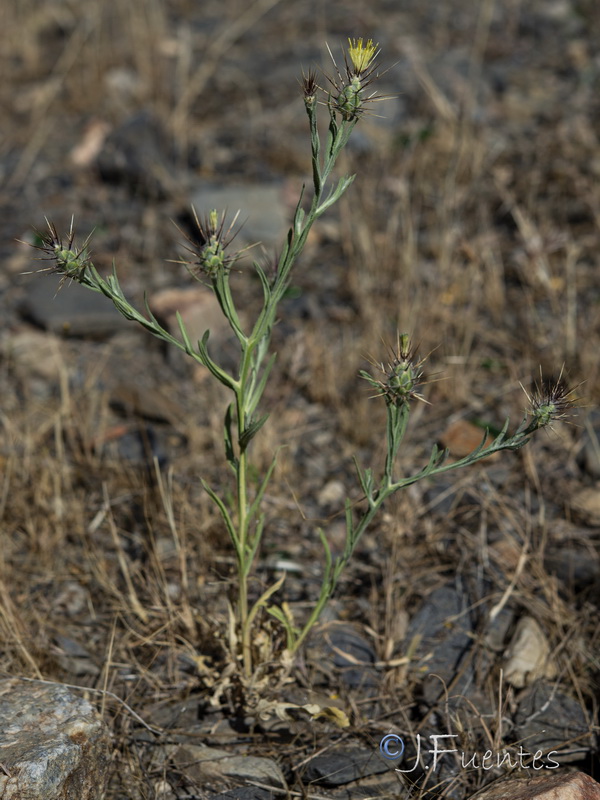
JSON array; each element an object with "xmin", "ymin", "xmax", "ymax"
[{"xmin": 347, "ymin": 38, "xmax": 379, "ymax": 74}]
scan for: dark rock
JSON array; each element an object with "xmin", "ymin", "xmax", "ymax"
[
  {"xmin": 327, "ymin": 772, "xmax": 405, "ymax": 800},
  {"xmin": 169, "ymin": 744, "xmax": 286, "ymax": 790},
  {"xmin": 20, "ymin": 279, "xmax": 130, "ymax": 337},
  {"xmin": 111, "ymin": 425, "xmax": 168, "ymax": 467},
  {"xmin": 316, "ymin": 621, "xmax": 379, "ymax": 690},
  {"xmin": 210, "ymin": 790, "xmax": 274, "ymax": 800},
  {"xmin": 96, "ymin": 111, "xmax": 177, "ymax": 198},
  {"xmin": 513, "ymin": 682, "xmax": 593, "ymax": 762},
  {"xmin": 189, "ymin": 181, "xmax": 289, "ymax": 251},
  {"xmin": 405, "ymin": 584, "xmax": 476, "ymax": 703},
  {"xmin": 109, "ymin": 382, "xmax": 185, "ymax": 426},
  {"xmin": 544, "ymin": 546, "xmax": 600, "ymax": 591},
  {"xmin": 303, "ymin": 747, "xmax": 390, "ymax": 787},
  {"xmin": 578, "ymin": 409, "xmax": 600, "ymax": 478}
]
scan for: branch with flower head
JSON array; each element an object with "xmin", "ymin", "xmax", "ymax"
[
  {"xmin": 23, "ymin": 39, "xmax": 577, "ymax": 684},
  {"xmin": 268, "ymin": 336, "xmax": 578, "ymax": 656},
  {"xmin": 25, "ymin": 38, "xmax": 393, "ymax": 679}
]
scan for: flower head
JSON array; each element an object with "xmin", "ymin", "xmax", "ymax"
[
  {"xmin": 522, "ymin": 367, "xmax": 580, "ymax": 431},
  {"xmin": 324, "ymin": 39, "xmax": 386, "ymax": 121},
  {"xmin": 361, "ymin": 334, "xmax": 429, "ymax": 407},
  {"xmin": 301, "ymin": 67, "xmax": 319, "ymax": 108},
  {"xmin": 347, "ymin": 38, "xmax": 379, "ymax": 76},
  {"xmin": 175, "ymin": 208, "xmax": 249, "ymax": 280},
  {"xmin": 23, "ymin": 217, "xmax": 92, "ymax": 290}
]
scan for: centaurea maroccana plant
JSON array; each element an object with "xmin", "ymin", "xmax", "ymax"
[{"xmin": 27, "ymin": 39, "xmax": 574, "ymax": 678}]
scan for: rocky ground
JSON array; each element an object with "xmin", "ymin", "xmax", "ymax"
[{"xmin": 1, "ymin": 1, "xmax": 599, "ymax": 798}]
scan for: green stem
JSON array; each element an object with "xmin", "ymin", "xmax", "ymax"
[{"xmin": 235, "ymin": 380, "xmax": 252, "ymax": 675}]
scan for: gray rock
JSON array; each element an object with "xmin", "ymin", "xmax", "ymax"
[
  {"xmin": 189, "ymin": 182, "xmax": 289, "ymax": 252},
  {"xmin": 471, "ymin": 771, "xmax": 600, "ymax": 800},
  {"xmin": 0, "ymin": 677, "xmax": 111, "ymax": 800},
  {"xmin": 514, "ymin": 682, "xmax": 593, "ymax": 762},
  {"xmin": 20, "ymin": 279, "xmax": 131, "ymax": 338},
  {"xmin": 405, "ymin": 584, "xmax": 475, "ymax": 703},
  {"xmin": 169, "ymin": 744, "xmax": 286, "ymax": 790},
  {"xmin": 327, "ymin": 772, "xmax": 405, "ymax": 800},
  {"xmin": 578, "ymin": 409, "xmax": 600, "ymax": 478},
  {"xmin": 96, "ymin": 111, "xmax": 177, "ymax": 198},
  {"xmin": 210, "ymin": 790, "xmax": 274, "ymax": 800},
  {"xmin": 1, "ymin": 329, "xmax": 65, "ymax": 382},
  {"xmin": 303, "ymin": 747, "xmax": 390, "ymax": 787},
  {"xmin": 544, "ymin": 545, "xmax": 600, "ymax": 590},
  {"xmin": 314, "ymin": 621, "xmax": 378, "ymax": 690}
]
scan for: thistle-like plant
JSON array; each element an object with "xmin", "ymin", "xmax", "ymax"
[{"xmin": 27, "ymin": 40, "xmax": 574, "ymax": 678}]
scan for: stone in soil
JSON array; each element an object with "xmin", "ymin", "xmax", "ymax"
[
  {"xmin": 0, "ymin": 677, "xmax": 111, "ymax": 800},
  {"xmin": 404, "ymin": 583, "xmax": 476, "ymax": 704},
  {"xmin": 96, "ymin": 111, "xmax": 178, "ymax": 199},
  {"xmin": 514, "ymin": 681, "xmax": 593, "ymax": 763},
  {"xmin": 149, "ymin": 285, "xmax": 239, "ymax": 373},
  {"xmin": 502, "ymin": 615, "xmax": 556, "ymax": 688},
  {"xmin": 2, "ymin": 329, "xmax": 66, "ymax": 382},
  {"xmin": 20, "ymin": 278, "xmax": 131, "ymax": 337},
  {"xmin": 210, "ymin": 789, "xmax": 275, "ymax": 800},
  {"xmin": 568, "ymin": 485, "xmax": 600, "ymax": 527},
  {"xmin": 577, "ymin": 409, "xmax": 600, "ymax": 479},
  {"xmin": 302, "ymin": 746, "xmax": 391, "ymax": 787},
  {"xmin": 544, "ymin": 545, "xmax": 600, "ymax": 592},
  {"xmin": 167, "ymin": 743, "xmax": 286, "ymax": 792},
  {"xmin": 313, "ymin": 620, "xmax": 379, "ymax": 690},
  {"xmin": 189, "ymin": 181, "xmax": 289, "ymax": 251},
  {"xmin": 468, "ymin": 771, "xmax": 600, "ymax": 800}
]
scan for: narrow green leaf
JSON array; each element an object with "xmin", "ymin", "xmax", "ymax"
[
  {"xmin": 266, "ymin": 604, "xmax": 299, "ymax": 649},
  {"xmin": 246, "ymin": 572, "xmax": 286, "ymax": 629},
  {"xmin": 248, "ymin": 449, "xmax": 278, "ymax": 523},
  {"xmin": 197, "ymin": 331, "xmax": 238, "ymax": 390},
  {"xmin": 175, "ymin": 310, "xmax": 194, "ymax": 352},
  {"xmin": 247, "ymin": 353, "xmax": 277, "ymax": 417},
  {"xmin": 345, "ymin": 497, "xmax": 354, "ymax": 538},
  {"xmin": 201, "ymin": 479, "xmax": 240, "ymax": 556},
  {"xmin": 223, "ymin": 403, "xmax": 237, "ymax": 469},
  {"xmin": 239, "ymin": 413, "xmax": 270, "ymax": 450}
]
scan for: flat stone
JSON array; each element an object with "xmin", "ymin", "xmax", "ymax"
[
  {"xmin": 314, "ymin": 621, "xmax": 378, "ymax": 690},
  {"xmin": 20, "ymin": 278, "xmax": 131, "ymax": 338},
  {"xmin": 210, "ymin": 790, "xmax": 274, "ymax": 800},
  {"xmin": 2, "ymin": 329, "xmax": 65, "ymax": 381},
  {"xmin": 468, "ymin": 771, "xmax": 600, "ymax": 800},
  {"xmin": 109, "ymin": 381, "xmax": 185, "ymax": 425},
  {"xmin": 303, "ymin": 747, "xmax": 390, "ymax": 787},
  {"xmin": 0, "ymin": 677, "xmax": 111, "ymax": 800},
  {"xmin": 149, "ymin": 286, "xmax": 234, "ymax": 355},
  {"xmin": 96, "ymin": 111, "xmax": 177, "ymax": 198},
  {"xmin": 327, "ymin": 771, "xmax": 404, "ymax": 800},
  {"xmin": 405, "ymin": 584, "xmax": 475, "ymax": 703},
  {"xmin": 169, "ymin": 744, "xmax": 286, "ymax": 790},
  {"xmin": 439, "ymin": 420, "xmax": 498, "ymax": 460},
  {"xmin": 578, "ymin": 410, "xmax": 600, "ymax": 478},
  {"xmin": 503, "ymin": 616, "xmax": 556, "ymax": 688},
  {"xmin": 544, "ymin": 545, "xmax": 600, "ymax": 590},
  {"xmin": 189, "ymin": 182, "xmax": 289, "ymax": 251},
  {"xmin": 568, "ymin": 486, "xmax": 600, "ymax": 526},
  {"xmin": 514, "ymin": 682, "xmax": 593, "ymax": 763}
]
